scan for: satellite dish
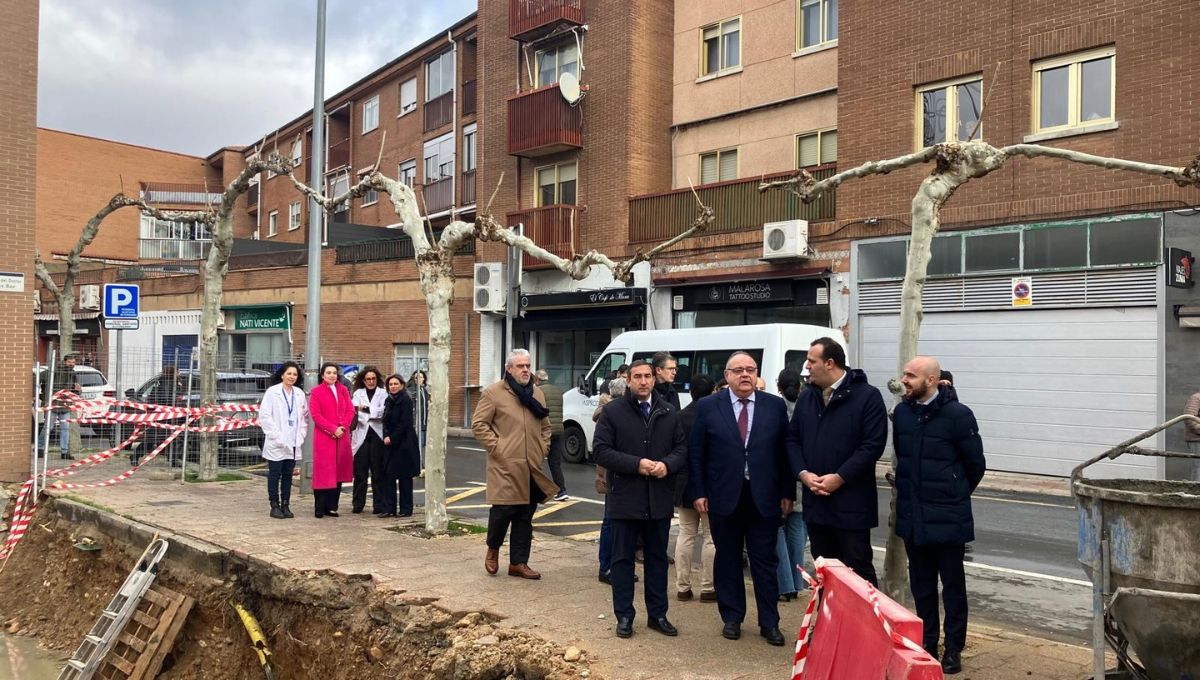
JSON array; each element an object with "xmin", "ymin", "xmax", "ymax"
[{"xmin": 558, "ymin": 72, "xmax": 581, "ymax": 104}]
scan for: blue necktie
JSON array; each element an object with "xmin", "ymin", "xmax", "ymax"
[{"xmin": 640, "ymin": 401, "xmax": 651, "ymax": 419}]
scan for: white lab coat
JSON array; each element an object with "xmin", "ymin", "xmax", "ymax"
[
  {"xmin": 258, "ymin": 383, "xmax": 309, "ymax": 462},
  {"xmin": 350, "ymin": 387, "xmax": 387, "ymax": 454}
]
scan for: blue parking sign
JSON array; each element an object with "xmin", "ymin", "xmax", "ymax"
[{"xmin": 103, "ymin": 283, "xmax": 140, "ymax": 329}]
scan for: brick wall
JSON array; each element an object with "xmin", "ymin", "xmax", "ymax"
[
  {"xmin": 0, "ymin": 0, "xmax": 38, "ymax": 481},
  {"xmin": 837, "ymin": 0, "xmax": 1200, "ymax": 231}
]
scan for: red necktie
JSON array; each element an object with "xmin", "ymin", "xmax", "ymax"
[{"xmin": 738, "ymin": 398, "xmax": 750, "ymax": 444}]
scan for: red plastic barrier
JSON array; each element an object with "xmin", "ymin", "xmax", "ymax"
[{"xmin": 798, "ymin": 560, "xmax": 943, "ymax": 680}]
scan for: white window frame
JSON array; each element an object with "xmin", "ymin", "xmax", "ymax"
[
  {"xmin": 796, "ymin": 129, "xmax": 837, "ymax": 167},
  {"xmin": 362, "ymin": 95, "xmax": 380, "ymax": 133},
  {"xmin": 797, "ymin": 0, "xmax": 838, "ymax": 51},
  {"xmin": 398, "ymin": 159, "xmax": 417, "ymax": 187},
  {"xmin": 534, "ymin": 42, "xmax": 580, "ymax": 88},
  {"xmin": 699, "ymin": 148, "xmax": 739, "ymax": 184},
  {"xmin": 700, "ymin": 17, "xmax": 741, "ymax": 77},
  {"xmin": 399, "ymin": 77, "xmax": 417, "ymax": 116},
  {"xmin": 535, "ymin": 161, "xmax": 578, "ymax": 206},
  {"xmin": 914, "ymin": 76, "xmax": 983, "ymax": 150},
  {"xmin": 425, "ymin": 50, "xmax": 455, "ymax": 102},
  {"xmin": 288, "ymin": 202, "xmax": 301, "ymax": 231},
  {"xmin": 267, "ymin": 211, "xmax": 278, "ymax": 237},
  {"xmin": 462, "ymin": 124, "xmax": 477, "ymax": 173},
  {"xmin": 361, "ymin": 187, "xmax": 378, "ymax": 206},
  {"xmin": 423, "ymin": 131, "xmax": 455, "ymax": 183},
  {"xmin": 1032, "ymin": 47, "xmax": 1116, "ymax": 135},
  {"xmin": 290, "ymin": 138, "xmax": 303, "ymax": 167}
]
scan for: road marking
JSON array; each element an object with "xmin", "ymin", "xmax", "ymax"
[
  {"xmin": 457, "ymin": 446, "xmax": 486, "ymax": 452},
  {"xmin": 874, "ymin": 486, "xmax": 1071, "ymax": 509},
  {"xmin": 870, "ymin": 546, "xmax": 1090, "ymax": 586},
  {"xmin": 533, "ymin": 500, "xmax": 579, "ymax": 519},
  {"xmin": 446, "ymin": 487, "xmax": 488, "ymax": 504},
  {"xmin": 566, "ymin": 529, "xmax": 603, "ymax": 541},
  {"xmin": 449, "ymin": 503, "xmax": 491, "ymax": 510},
  {"xmin": 534, "ymin": 519, "xmax": 604, "ymax": 527},
  {"xmin": 414, "ymin": 487, "xmax": 471, "ymax": 495}
]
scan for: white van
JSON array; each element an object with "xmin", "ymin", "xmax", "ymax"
[{"xmin": 560, "ymin": 323, "xmax": 845, "ymax": 463}]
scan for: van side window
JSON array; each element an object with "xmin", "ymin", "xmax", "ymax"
[
  {"xmin": 690, "ymin": 349, "xmax": 765, "ymax": 386},
  {"xmin": 632, "ymin": 350, "xmax": 695, "ymax": 391},
  {"xmin": 784, "ymin": 350, "xmax": 809, "ymax": 375},
  {"xmin": 590, "ymin": 352, "xmax": 626, "ymax": 394}
]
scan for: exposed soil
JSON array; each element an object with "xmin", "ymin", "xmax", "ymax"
[{"xmin": 0, "ymin": 503, "xmax": 597, "ymax": 679}]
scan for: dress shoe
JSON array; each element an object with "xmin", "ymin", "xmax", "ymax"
[
  {"xmin": 485, "ymin": 549, "xmax": 499, "ymax": 575},
  {"xmin": 281, "ymin": 504, "xmax": 294, "ymax": 519},
  {"xmin": 351, "ymin": 508, "xmax": 364, "ymax": 514},
  {"xmin": 721, "ymin": 622, "xmax": 741, "ymax": 640},
  {"xmin": 325, "ymin": 510, "xmax": 339, "ymax": 517},
  {"xmin": 700, "ymin": 590, "xmax": 718, "ymax": 602},
  {"xmin": 941, "ymin": 650, "xmax": 962, "ymax": 675},
  {"xmin": 779, "ymin": 592, "xmax": 798, "ymax": 602},
  {"xmin": 375, "ymin": 512, "xmax": 397, "ymax": 518},
  {"xmin": 615, "ymin": 617, "xmax": 633, "ymax": 638},
  {"xmin": 760, "ymin": 627, "xmax": 785, "ymax": 646},
  {"xmin": 269, "ymin": 503, "xmax": 285, "ymax": 520},
  {"xmin": 508, "ymin": 563, "xmax": 541, "ymax": 580},
  {"xmin": 676, "ymin": 588, "xmax": 693, "ymax": 601},
  {"xmin": 597, "ymin": 570, "xmax": 611, "ymax": 585},
  {"xmin": 648, "ymin": 617, "xmax": 678, "ymax": 637}
]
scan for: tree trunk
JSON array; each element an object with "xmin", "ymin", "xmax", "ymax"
[
  {"xmin": 197, "ymin": 214, "xmax": 233, "ymax": 481},
  {"xmin": 421, "ymin": 266, "xmax": 454, "ymax": 533}
]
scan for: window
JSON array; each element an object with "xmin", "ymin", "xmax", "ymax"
[
  {"xmin": 398, "ymin": 159, "xmax": 417, "ymax": 187},
  {"xmin": 928, "ymin": 234, "xmax": 962, "ymax": 276},
  {"xmin": 964, "ymin": 231, "xmax": 1020, "ymax": 272},
  {"xmin": 139, "ymin": 215, "xmax": 210, "ymax": 241},
  {"xmin": 422, "ymin": 133, "xmax": 454, "ymax": 182},
  {"xmin": 701, "ymin": 17, "xmax": 740, "ymax": 76},
  {"xmin": 267, "ymin": 211, "xmax": 278, "ymax": 237},
  {"xmin": 797, "ymin": 129, "xmax": 836, "ymax": 167},
  {"xmin": 1033, "ymin": 47, "xmax": 1115, "ymax": 133},
  {"xmin": 536, "ymin": 42, "xmax": 580, "ymax": 87},
  {"xmin": 399, "ymin": 78, "xmax": 417, "ymax": 115},
  {"xmin": 798, "ymin": 0, "xmax": 837, "ymax": 49},
  {"xmin": 362, "ymin": 95, "xmax": 380, "ymax": 133},
  {"xmin": 536, "ymin": 162, "xmax": 577, "ymax": 206},
  {"xmin": 916, "ymin": 77, "xmax": 982, "ymax": 148},
  {"xmin": 328, "ymin": 173, "xmax": 350, "ymax": 221},
  {"xmin": 1089, "ymin": 218, "xmax": 1158, "ymax": 266},
  {"xmin": 1024, "ymin": 224, "xmax": 1087, "ymax": 270},
  {"xmin": 700, "ymin": 148, "xmax": 738, "ymax": 183},
  {"xmin": 462, "ymin": 125, "xmax": 477, "ymax": 173},
  {"xmin": 288, "ymin": 202, "xmax": 301, "ymax": 230},
  {"xmin": 426, "ymin": 50, "xmax": 455, "ymax": 101},
  {"xmin": 587, "ymin": 352, "xmax": 627, "ymax": 395},
  {"xmin": 290, "ymin": 139, "xmax": 303, "ymax": 167},
  {"xmin": 361, "ymin": 188, "xmax": 378, "ymax": 206}
]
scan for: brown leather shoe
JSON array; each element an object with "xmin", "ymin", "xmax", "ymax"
[
  {"xmin": 507, "ymin": 563, "xmax": 541, "ymax": 580},
  {"xmin": 485, "ymin": 548, "xmax": 499, "ymax": 575}
]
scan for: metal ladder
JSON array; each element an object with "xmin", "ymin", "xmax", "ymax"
[{"xmin": 58, "ymin": 537, "xmax": 170, "ymax": 680}]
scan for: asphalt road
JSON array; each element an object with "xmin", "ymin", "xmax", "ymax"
[{"xmin": 427, "ymin": 437, "xmax": 1093, "ymax": 644}]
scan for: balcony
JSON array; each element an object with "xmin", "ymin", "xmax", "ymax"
[
  {"xmin": 628, "ymin": 165, "xmax": 837, "ymax": 243},
  {"xmin": 246, "ymin": 182, "xmax": 259, "ymax": 211},
  {"xmin": 507, "ymin": 84, "xmax": 582, "ymax": 157},
  {"xmin": 461, "ymin": 169, "xmax": 477, "ymax": 206},
  {"xmin": 141, "ymin": 181, "xmax": 224, "ymax": 205},
  {"xmin": 510, "ymin": 0, "xmax": 584, "ymax": 41},
  {"xmin": 507, "ymin": 204, "xmax": 581, "ymax": 270},
  {"xmin": 462, "ymin": 79, "xmax": 477, "ymax": 116},
  {"xmin": 327, "ymin": 138, "xmax": 351, "ymax": 170},
  {"xmin": 139, "ymin": 239, "xmax": 211, "ymax": 261},
  {"xmin": 422, "ymin": 176, "xmax": 454, "ymax": 214},
  {"xmin": 424, "ymin": 91, "xmax": 454, "ymax": 132}
]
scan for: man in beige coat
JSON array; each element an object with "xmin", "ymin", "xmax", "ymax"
[{"xmin": 473, "ymin": 349, "xmax": 559, "ymax": 579}]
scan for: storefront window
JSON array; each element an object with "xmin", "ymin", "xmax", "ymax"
[{"xmin": 537, "ymin": 329, "xmax": 610, "ymax": 392}]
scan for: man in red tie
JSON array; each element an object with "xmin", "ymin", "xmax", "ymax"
[{"xmin": 686, "ymin": 351, "xmax": 795, "ymax": 647}]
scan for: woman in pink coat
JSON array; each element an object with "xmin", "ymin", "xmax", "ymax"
[{"xmin": 309, "ymin": 362, "xmax": 355, "ymax": 518}]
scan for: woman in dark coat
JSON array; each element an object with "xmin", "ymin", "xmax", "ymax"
[{"xmin": 383, "ymin": 374, "xmax": 421, "ymax": 517}]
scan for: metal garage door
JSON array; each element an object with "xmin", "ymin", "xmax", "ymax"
[{"xmin": 857, "ymin": 307, "xmax": 1160, "ymax": 479}]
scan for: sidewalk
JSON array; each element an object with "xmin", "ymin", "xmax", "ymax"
[{"xmin": 21, "ymin": 458, "xmax": 1094, "ymax": 679}]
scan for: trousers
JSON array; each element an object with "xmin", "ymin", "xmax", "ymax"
[
  {"xmin": 807, "ymin": 523, "xmax": 878, "ymax": 586},
  {"xmin": 906, "ymin": 541, "xmax": 968, "ymax": 654},
  {"xmin": 486, "ymin": 501, "xmax": 537, "ymax": 565}
]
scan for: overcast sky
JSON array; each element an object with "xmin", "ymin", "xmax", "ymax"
[{"xmin": 37, "ymin": 0, "xmax": 476, "ymax": 157}]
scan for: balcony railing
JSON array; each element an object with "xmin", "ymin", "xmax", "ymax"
[
  {"xmin": 139, "ymin": 239, "xmax": 211, "ymax": 261},
  {"xmin": 461, "ymin": 169, "xmax": 477, "ymax": 206},
  {"xmin": 141, "ymin": 181, "xmax": 224, "ymax": 205},
  {"xmin": 507, "ymin": 84, "xmax": 582, "ymax": 157},
  {"xmin": 462, "ymin": 79, "xmax": 477, "ymax": 116},
  {"xmin": 508, "ymin": 204, "xmax": 581, "ymax": 270},
  {"xmin": 510, "ymin": 0, "xmax": 584, "ymax": 41},
  {"xmin": 628, "ymin": 165, "xmax": 837, "ymax": 243},
  {"xmin": 422, "ymin": 176, "xmax": 454, "ymax": 214},
  {"xmin": 246, "ymin": 182, "xmax": 259, "ymax": 211},
  {"xmin": 335, "ymin": 233, "xmax": 474, "ymax": 264},
  {"xmin": 327, "ymin": 138, "xmax": 351, "ymax": 170},
  {"xmin": 424, "ymin": 91, "xmax": 454, "ymax": 132}
]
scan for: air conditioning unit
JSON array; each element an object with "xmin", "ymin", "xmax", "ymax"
[
  {"xmin": 78, "ymin": 284, "xmax": 101, "ymax": 310},
  {"xmin": 473, "ymin": 262, "xmax": 506, "ymax": 313},
  {"xmin": 33, "ymin": 296, "xmax": 41, "ymax": 314},
  {"xmin": 762, "ymin": 219, "xmax": 811, "ymax": 260}
]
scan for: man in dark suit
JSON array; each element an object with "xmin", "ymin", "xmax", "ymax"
[
  {"xmin": 593, "ymin": 360, "xmax": 687, "ymax": 639},
  {"xmin": 788, "ymin": 337, "xmax": 888, "ymax": 585},
  {"xmin": 687, "ymin": 351, "xmax": 795, "ymax": 647}
]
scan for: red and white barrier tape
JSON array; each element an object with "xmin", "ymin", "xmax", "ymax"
[{"xmin": 864, "ymin": 582, "xmax": 928, "ymax": 656}]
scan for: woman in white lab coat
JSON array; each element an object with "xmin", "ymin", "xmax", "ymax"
[
  {"xmin": 258, "ymin": 361, "xmax": 308, "ymax": 519},
  {"xmin": 350, "ymin": 367, "xmax": 389, "ymax": 515}
]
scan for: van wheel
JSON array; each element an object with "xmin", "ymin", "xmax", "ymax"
[{"xmin": 563, "ymin": 424, "xmax": 587, "ymax": 464}]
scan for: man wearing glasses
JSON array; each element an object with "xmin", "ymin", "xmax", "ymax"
[
  {"xmin": 686, "ymin": 351, "xmax": 795, "ymax": 647},
  {"xmin": 651, "ymin": 352, "xmax": 681, "ymax": 410}
]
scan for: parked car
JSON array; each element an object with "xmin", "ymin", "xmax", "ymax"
[
  {"xmin": 122, "ymin": 368, "xmax": 271, "ymax": 465},
  {"xmin": 33, "ymin": 364, "xmax": 117, "ymax": 438}
]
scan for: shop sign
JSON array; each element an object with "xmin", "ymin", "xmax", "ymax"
[
  {"xmin": 1166, "ymin": 247, "xmax": 1195, "ymax": 289},
  {"xmin": 702, "ymin": 281, "xmax": 792, "ymax": 304},
  {"xmin": 1011, "ymin": 277, "xmax": 1033, "ymax": 307},
  {"xmin": 235, "ymin": 306, "xmax": 289, "ymax": 330},
  {"xmin": 520, "ymin": 287, "xmax": 646, "ymax": 310}
]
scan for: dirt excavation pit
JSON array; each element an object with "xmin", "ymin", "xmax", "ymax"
[{"xmin": 0, "ymin": 502, "xmax": 597, "ymax": 680}]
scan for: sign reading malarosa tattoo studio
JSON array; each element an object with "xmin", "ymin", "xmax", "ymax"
[
  {"xmin": 702, "ymin": 281, "xmax": 793, "ymax": 304},
  {"xmin": 234, "ymin": 306, "xmax": 290, "ymax": 330},
  {"xmin": 1166, "ymin": 247, "xmax": 1195, "ymax": 289}
]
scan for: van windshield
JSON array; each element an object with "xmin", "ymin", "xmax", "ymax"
[
  {"xmin": 632, "ymin": 349, "xmax": 764, "ymax": 392},
  {"xmin": 588, "ymin": 353, "xmax": 626, "ymax": 395}
]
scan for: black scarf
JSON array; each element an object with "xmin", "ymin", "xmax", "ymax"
[{"xmin": 505, "ymin": 373, "xmax": 550, "ymax": 419}]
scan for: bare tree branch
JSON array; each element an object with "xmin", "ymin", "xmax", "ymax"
[
  {"xmin": 758, "ymin": 146, "xmax": 941, "ymax": 202},
  {"xmin": 1002, "ymin": 144, "xmax": 1200, "ymax": 187},
  {"xmin": 32, "ymin": 252, "xmax": 61, "ymax": 299}
]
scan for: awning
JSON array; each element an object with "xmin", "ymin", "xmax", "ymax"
[{"xmin": 34, "ymin": 311, "xmax": 101, "ymax": 321}]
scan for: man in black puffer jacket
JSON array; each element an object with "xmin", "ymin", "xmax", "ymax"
[{"xmin": 894, "ymin": 356, "xmax": 985, "ymax": 676}]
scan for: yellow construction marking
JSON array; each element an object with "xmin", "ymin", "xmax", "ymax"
[
  {"xmin": 415, "ymin": 486, "xmax": 472, "ymax": 494},
  {"xmin": 532, "ymin": 519, "xmax": 603, "ymax": 528},
  {"xmin": 566, "ymin": 530, "xmax": 603, "ymax": 541},
  {"xmin": 449, "ymin": 503, "xmax": 491, "ymax": 510},
  {"xmin": 445, "ymin": 487, "xmax": 488, "ymax": 504},
  {"xmin": 533, "ymin": 500, "xmax": 578, "ymax": 519}
]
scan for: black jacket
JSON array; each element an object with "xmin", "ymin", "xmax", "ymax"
[
  {"xmin": 787, "ymin": 369, "xmax": 888, "ymax": 530},
  {"xmin": 593, "ymin": 391, "xmax": 687, "ymax": 521},
  {"xmin": 893, "ymin": 386, "xmax": 986, "ymax": 546},
  {"xmin": 654, "ymin": 380, "xmax": 681, "ymax": 411},
  {"xmin": 383, "ymin": 390, "xmax": 421, "ymax": 478},
  {"xmin": 674, "ymin": 401, "xmax": 699, "ymax": 507}
]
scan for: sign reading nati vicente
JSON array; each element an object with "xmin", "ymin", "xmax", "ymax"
[{"xmin": 234, "ymin": 306, "xmax": 290, "ymax": 330}]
